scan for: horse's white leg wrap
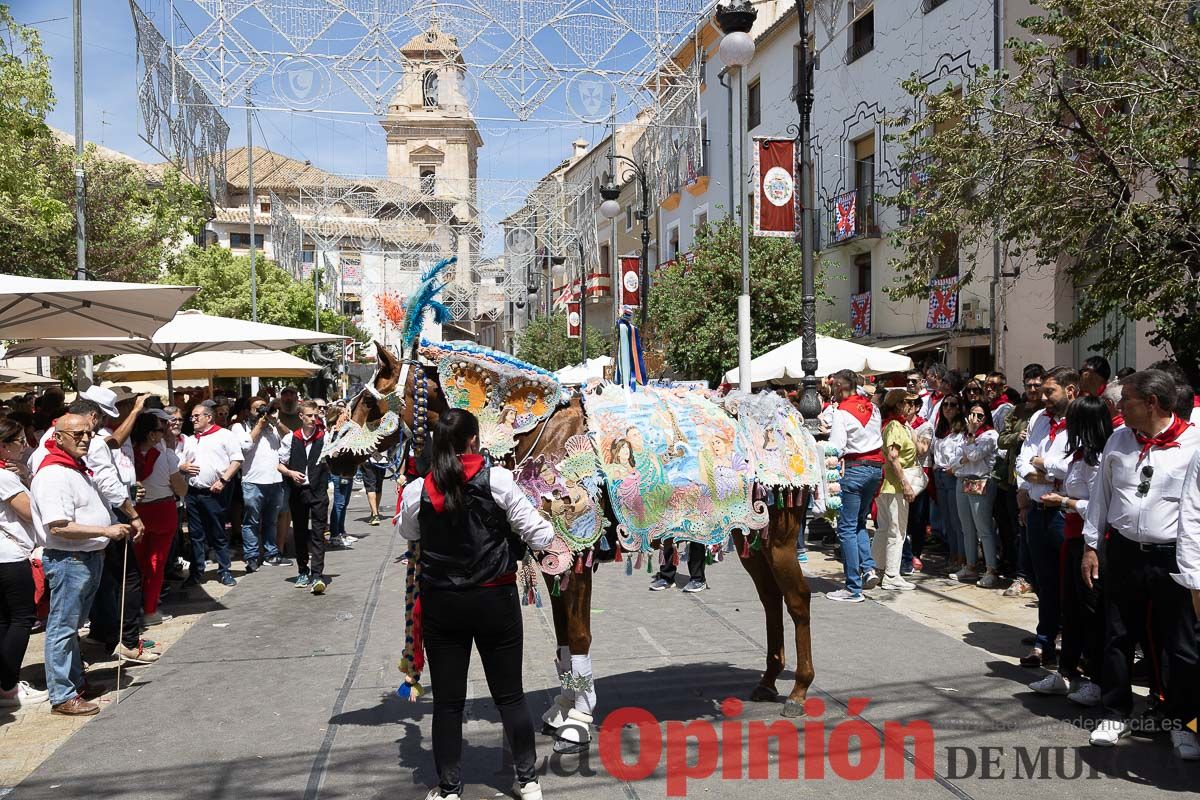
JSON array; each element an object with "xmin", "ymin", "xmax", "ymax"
[
  {"xmin": 569, "ymin": 654, "xmax": 596, "ymax": 716},
  {"xmin": 541, "ymin": 646, "xmax": 574, "ymax": 729}
]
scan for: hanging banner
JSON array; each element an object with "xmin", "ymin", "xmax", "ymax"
[
  {"xmin": 850, "ymin": 291, "xmax": 872, "ymax": 337},
  {"xmin": 567, "ymin": 301, "xmax": 581, "ymax": 339},
  {"xmin": 620, "ymin": 256, "xmax": 641, "ymax": 307},
  {"xmin": 927, "ymin": 277, "xmax": 959, "ymax": 330},
  {"xmin": 832, "ymin": 190, "xmax": 858, "ymax": 243},
  {"xmin": 753, "ymin": 138, "xmax": 797, "ymax": 238}
]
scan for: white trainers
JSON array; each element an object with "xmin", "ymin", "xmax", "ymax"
[
  {"xmin": 1028, "ymin": 672, "xmax": 1070, "ymax": 696},
  {"xmin": 424, "ymin": 789, "xmax": 461, "ymax": 800},
  {"xmin": 1170, "ymin": 729, "xmax": 1200, "ymax": 761},
  {"xmin": 515, "ymin": 779, "xmax": 544, "ymax": 800},
  {"xmin": 825, "ymin": 589, "xmax": 864, "ymax": 603},
  {"xmin": 1089, "ymin": 719, "xmax": 1130, "ymax": 746},
  {"xmin": 977, "ymin": 573, "xmax": 1001, "ymax": 589},
  {"xmin": 880, "ymin": 576, "xmax": 915, "ymax": 591},
  {"xmin": 0, "ymin": 681, "xmax": 50, "ymax": 707},
  {"xmin": 861, "ymin": 570, "xmax": 881, "ymax": 590},
  {"xmin": 1066, "ymin": 680, "xmax": 1101, "ymax": 707},
  {"xmin": 951, "ymin": 568, "xmax": 979, "ymax": 583}
]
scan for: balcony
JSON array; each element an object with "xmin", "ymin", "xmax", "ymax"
[
  {"xmin": 827, "ymin": 186, "xmax": 880, "ymax": 245},
  {"xmin": 845, "ymin": 34, "xmax": 874, "ymax": 64}
]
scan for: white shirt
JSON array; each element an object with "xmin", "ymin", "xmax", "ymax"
[
  {"xmin": 1174, "ymin": 448, "xmax": 1200, "ymax": 590},
  {"xmin": 992, "ymin": 402, "xmax": 1015, "ymax": 434},
  {"xmin": 87, "ymin": 430, "xmax": 130, "ymax": 508},
  {"xmin": 182, "ymin": 427, "xmax": 242, "ymax": 489},
  {"xmin": 397, "ymin": 465, "xmax": 555, "ymax": 551},
  {"xmin": 135, "ymin": 442, "xmax": 181, "ymax": 503},
  {"xmin": 1061, "ymin": 456, "xmax": 1098, "ymax": 520},
  {"xmin": 957, "ymin": 429, "xmax": 998, "ymax": 478},
  {"xmin": 827, "ymin": 401, "xmax": 883, "ymax": 457},
  {"xmin": 0, "ymin": 470, "xmax": 37, "ymax": 562},
  {"xmin": 235, "ymin": 422, "xmax": 284, "ymax": 485},
  {"xmin": 1016, "ymin": 408, "xmax": 1072, "ymax": 503},
  {"xmin": 31, "ymin": 464, "xmax": 114, "ymax": 552},
  {"xmin": 1083, "ymin": 421, "xmax": 1200, "ymax": 549},
  {"xmin": 912, "ymin": 419, "xmax": 935, "ymax": 468},
  {"xmin": 932, "ymin": 432, "xmax": 963, "ymax": 471}
]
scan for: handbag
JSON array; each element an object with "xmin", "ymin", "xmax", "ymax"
[
  {"xmin": 902, "ymin": 465, "xmax": 928, "ymax": 495},
  {"xmin": 962, "ymin": 477, "xmax": 990, "ymax": 496}
]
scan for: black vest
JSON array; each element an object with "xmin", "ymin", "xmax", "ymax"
[
  {"xmin": 417, "ymin": 465, "xmax": 524, "ymax": 590},
  {"xmin": 287, "ymin": 432, "xmax": 330, "ymax": 497}
]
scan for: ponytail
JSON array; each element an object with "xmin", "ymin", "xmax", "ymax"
[{"xmin": 428, "ymin": 408, "xmax": 480, "ymax": 515}]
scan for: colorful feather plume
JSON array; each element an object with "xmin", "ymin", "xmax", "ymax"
[{"xmin": 401, "ymin": 256, "xmax": 457, "ymax": 353}]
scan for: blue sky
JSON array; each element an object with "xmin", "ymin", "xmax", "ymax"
[{"xmin": 9, "ymin": 0, "xmax": 677, "ymax": 186}]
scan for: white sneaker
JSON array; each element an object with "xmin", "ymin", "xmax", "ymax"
[
  {"xmin": 1089, "ymin": 719, "xmax": 1130, "ymax": 746},
  {"xmin": 424, "ymin": 789, "xmax": 461, "ymax": 800},
  {"xmin": 825, "ymin": 589, "xmax": 864, "ymax": 603},
  {"xmin": 514, "ymin": 779, "xmax": 544, "ymax": 800},
  {"xmin": 861, "ymin": 570, "xmax": 881, "ymax": 590},
  {"xmin": 1028, "ymin": 672, "xmax": 1070, "ymax": 696},
  {"xmin": 1170, "ymin": 729, "xmax": 1200, "ymax": 761},
  {"xmin": 0, "ymin": 681, "xmax": 50, "ymax": 707},
  {"xmin": 880, "ymin": 576, "xmax": 915, "ymax": 591},
  {"xmin": 977, "ymin": 573, "xmax": 1001, "ymax": 589},
  {"xmin": 1066, "ymin": 680, "xmax": 1101, "ymax": 707},
  {"xmin": 951, "ymin": 568, "xmax": 979, "ymax": 582}
]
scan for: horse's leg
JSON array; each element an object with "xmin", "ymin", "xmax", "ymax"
[
  {"xmin": 540, "ymin": 571, "xmax": 575, "ymax": 733},
  {"xmin": 553, "ymin": 566, "xmax": 596, "ymax": 754},
  {"xmin": 762, "ymin": 505, "xmax": 815, "ymax": 718},
  {"xmin": 733, "ymin": 530, "xmax": 787, "ymax": 703}
]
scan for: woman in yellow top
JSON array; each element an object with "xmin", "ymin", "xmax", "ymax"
[{"xmin": 873, "ymin": 389, "xmax": 923, "ymax": 591}]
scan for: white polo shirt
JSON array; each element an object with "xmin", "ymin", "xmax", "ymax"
[
  {"xmin": 828, "ymin": 398, "xmax": 883, "ymax": 459},
  {"xmin": 1083, "ymin": 420, "xmax": 1200, "ymax": 549},
  {"xmin": 182, "ymin": 426, "xmax": 242, "ymax": 489},
  {"xmin": 1016, "ymin": 408, "xmax": 1073, "ymax": 503},
  {"xmin": 234, "ymin": 422, "xmax": 284, "ymax": 485},
  {"xmin": 31, "ymin": 464, "xmax": 113, "ymax": 552},
  {"xmin": 0, "ymin": 471, "xmax": 37, "ymax": 563}
]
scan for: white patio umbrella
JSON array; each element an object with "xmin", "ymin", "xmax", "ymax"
[
  {"xmin": 8, "ymin": 309, "xmax": 346, "ymax": 392},
  {"xmin": 723, "ymin": 335, "xmax": 914, "ymax": 387},
  {"xmin": 555, "ymin": 355, "xmax": 613, "ymax": 385},
  {"xmin": 95, "ymin": 349, "xmax": 321, "ymax": 381},
  {"xmin": 0, "ymin": 367, "xmax": 59, "ymax": 389},
  {"xmin": 0, "ymin": 275, "xmax": 196, "ymax": 339}
]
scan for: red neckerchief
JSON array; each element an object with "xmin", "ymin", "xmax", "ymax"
[
  {"xmin": 969, "ymin": 421, "xmax": 995, "ymax": 436},
  {"xmin": 194, "ymin": 425, "xmax": 222, "ymax": 439},
  {"xmin": 1111, "ymin": 413, "xmax": 1125, "ymax": 428},
  {"xmin": 1047, "ymin": 415, "xmax": 1067, "ymax": 442},
  {"xmin": 837, "ymin": 394, "xmax": 874, "ymax": 427},
  {"xmin": 929, "ymin": 391, "xmax": 943, "ymax": 407},
  {"xmin": 425, "ymin": 453, "xmax": 485, "ymax": 513},
  {"xmin": 989, "ymin": 395, "xmax": 1008, "ymax": 412},
  {"xmin": 1095, "ymin": 382, "xmax": 1107, "ymax": 398},
  {"xmin": 37, "ymin": 438, "xmax": 90, "ymax": 476},
  {"xmin": 134, "ymin": 445, "xmax": 160, "ymax": 482},
  {"xmin": 882, "ymin": 413, "xmax": 907, "ymax": 428},
  {"xmin": 1134, "ymin": 415, "xmax": 1192, "ymax": 463},
  {"xmin": 1193, "ymin": 395, "xmax": 1200, "ymax": 409},
  {"xmin": 295, "ymin": 427, "xmax": 324, "ymax": 445},
  {"xmin": 912, "ymin": 414, "xmax": 927, "ymax": 428}
]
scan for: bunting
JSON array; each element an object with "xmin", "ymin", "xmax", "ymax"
[{"xmin": 926, "ymin": 276, "xmax": 959, "ymax": 330}]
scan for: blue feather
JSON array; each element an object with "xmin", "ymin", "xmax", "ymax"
[{"xmin": 401, "ymin": 256, "xmax": 457, "ymax": 352}]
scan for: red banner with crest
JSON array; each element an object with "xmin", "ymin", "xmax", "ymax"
[
  {"xmin": 753, "ymin": 138, "xmax": 797, "ymax": 238},
  {"xmin": 567, "ymin": 302, "xmax": 581, "ymax": 339},
  {"xmin": 620, "ymin": 257, "xmax": 641, "ymax": 307}
]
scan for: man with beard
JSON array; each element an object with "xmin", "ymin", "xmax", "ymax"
[{"xmin": 277, "ymin": 387, "xmax": 303, "ymax": 431}]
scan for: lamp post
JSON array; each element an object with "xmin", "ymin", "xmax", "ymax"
[
  {"xmin": 599, "ymin": 138, "xmax": 652, "ymax": 330},
  {"xmin": 575, "ymin": 238, "xmax": 588, "ymax": 363},
  {"xmin": 715, "ymin": 1, "xmax": 757, "ymax": 393}
]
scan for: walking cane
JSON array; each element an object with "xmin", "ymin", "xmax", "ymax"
[{"xmin": 115, "ymin": 536, "xmax": 128, "ymax": 704}]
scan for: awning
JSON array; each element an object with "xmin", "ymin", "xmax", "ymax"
[{"xmin": 857, "ymin": 332, "xmax": 950, "ymax": 355}]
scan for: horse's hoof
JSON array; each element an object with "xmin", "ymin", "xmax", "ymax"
[
  {"xmin": 552, "ymin": 739, "xmax": 590, "ymax": 755},
  {"xmin": 780, "ymin": 699, "xmax": 806, "ymax": 718},
  {"xmin": 541, "ymin": 723, "xmax": 559, "ymax": 736},
  {"xmin": 749, "ymin": 685, "xmax": 778, "ymax": 703}
]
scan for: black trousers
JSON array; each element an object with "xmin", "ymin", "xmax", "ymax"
[
  {"xmin": 1099, "ymin": 534, "xmax": 1200, "ymax": 725},
  {"xmin": 289, "ymin": 489, "xmax": 328, "ymax": 578},
  {"xmin": 656, "ymin": 540, "xmax": 706, "ymax": 583},
  {"xmin": 423, "ymin": 583, "xmax": 537, "ymax": 794},
  {"xmin": 0, "ymin": 559, "xmax": 36, "ymax": 690},
  {"xmin": 90, "ymin": 528, "xmax": 144, "ymax": 650},
  {"xmin": 906, "ymin": 490, "xmax": 930, "ymax": 559},
  {"xmin": 1059, "ymin": 537, "xmax": 1102, "ymax": 679},
  {"xmin": 994, "ymin": 484, "xmax": 1018, "ymax": 576}
]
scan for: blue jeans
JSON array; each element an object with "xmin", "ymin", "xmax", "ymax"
[
  {"xmin": 956, "ymin": 477, "xmax": 998, "ymax": 570},
  {"xmin": 330, "ymin": 475, "xmax": 353, "ymax": 537},
  {"xmin": 241, "ymin": 482, "xmax": 283, "ymax": 560},
  {"xmin": 187, "ymin": 486, "xmax": 233, "ymax": 578},
  {"xmin": 933, "ymin": 470, "xmax": 963, "ymax": 560},
  {"xmin": 836, "ymin": 463, "xmax": 882, "ymax": 595},
  {"xmin": 42, "ymin": 549, "xmax": 104, "ymax": 706},
  {"xmin": 1025, "ymin": 505, "xmax": 1065, "ymax": 651}
]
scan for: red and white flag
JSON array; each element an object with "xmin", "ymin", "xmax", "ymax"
[
  {"xmin": 620, "ymin": 257, "xmax": 641, "ymax": 307},
  {"xmin": 753, "ymin": 138, "xmax": 797, "ymax": 238},
  {"xmin": 567, "ymin": 302, "xmax": 581, "ymax": 339}
]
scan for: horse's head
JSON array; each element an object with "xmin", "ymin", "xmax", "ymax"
[{"xmin": 323, "ymin": 339, "xmax": 447, "ymax": 476}]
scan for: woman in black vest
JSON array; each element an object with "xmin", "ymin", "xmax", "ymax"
[{"xmin": 397, "ymin": 409, "xmax": 554, "ymax": 800}]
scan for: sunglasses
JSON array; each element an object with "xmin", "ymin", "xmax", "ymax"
[
  {"xmin": 57, "ymin": 429, "xmax": 94, "ymax": 442},
  {"xmin": 1136, "ymin": 465, "xmax": 1154, "ymax": 497},
  {"xmin": 943, "ymin": 402, "xmax": 961, "ymax": 408},
  {"xmin": 968, "ymin": 411, "xmax": 986, "ymax": 418}
]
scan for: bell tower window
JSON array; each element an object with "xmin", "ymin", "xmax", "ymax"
[{"xmin": 423, "ymin": 70, "xmax": 439, "ymax": 108}]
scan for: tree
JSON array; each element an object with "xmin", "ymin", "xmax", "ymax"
[
  {"xmin": 647, "ymin": 215, "xmax": 845, "ymax": 383},
  {"xmin": 0, "ymin": 7, "xmax": 209, "ymax": 282},
  {"xmin": 162, "ymin": 245, "xmax": 367, "ymax": 343},
  {"xmin": 887, "ymin": 0, "xmax": 1200, "ymax": 382},
  {"xmin": 515, "ymin": 311, "xmax": 610, "ymax": 372}
]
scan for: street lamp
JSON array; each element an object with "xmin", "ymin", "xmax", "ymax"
[
  {"xmin": 716, "ymin": 1, "xmax": 757, "ymax": 393},
  {"xmin": 575, "ymin": 239, "xmax": 589, "ymax": 364},
  {"xmin": 600, "ymin": 139, "xmax": 652, "ymax": 330}
]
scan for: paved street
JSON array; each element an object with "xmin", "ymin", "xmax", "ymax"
[{"xmin": 8, "ymin": 487, "xmax": 1196, "ymax": 799}]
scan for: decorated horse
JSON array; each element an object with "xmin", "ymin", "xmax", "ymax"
[{"xmin": 323, "ymin": 258, "xmax": 825, "ymax": 755}]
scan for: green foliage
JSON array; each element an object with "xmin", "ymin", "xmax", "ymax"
[
  {"xmin": 515, "ymin": 311, "xmax": 609, "ymax": 372},
  {"xmin": 162, "ymin": 245, "xmax": 368, "ymax": 343},
  {"xmin": 886, "ymin": 0, "xmax": 1200, "ymax": 382},
  {"xmin": 0, "ymin": 6, "xmax": 209, "ymax": 282},
  {"xmin": 647, "ymin": 215, "xmax": 841, "ymax": 383}
]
